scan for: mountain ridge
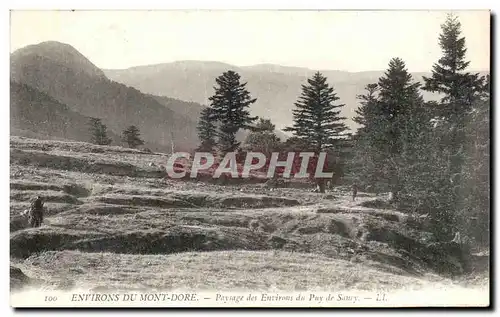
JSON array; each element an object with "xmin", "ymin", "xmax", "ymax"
[
  {"xmin": 104, "ymin": 61, "xmax": 488, "ymax": 131},
  {"xmin": 10, "ymin": 41, "xmax": 489, "ymax": 150},
  {"xmin": 105, "ymin": 60, "xmax": 488, "ymax": 75}
]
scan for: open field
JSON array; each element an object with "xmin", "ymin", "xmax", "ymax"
[{"xmin": 10, "ymin": 136, "xmax": 489, "ymax": 299}]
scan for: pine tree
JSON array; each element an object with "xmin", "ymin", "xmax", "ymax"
[
  {"xmin": 422, "ymin": 13, "xmax": 485, "ymax": 182},
  {"xmin": 353, "ymin": 58, "xmax": 426, "ymax": 200},
  {"xmin": 122, "ymin": 125, "xmax": 144, "ymax": 148},
  {"xmin": 88, "ymin": 118, "xmax": 112, "ymax": 146},
  {"xmin": 422, "ymin": 14, "xmax": 488, "ymax": 239},
  {"xmin": 460, "ymin": 76, "xmax": 490, "ymax": 245},
  {"xmin": 423, "ymin": 14, "xmax": 485, "ymax": 111},
  {"xmin": 353, "ymin": 83, "xmax": 379, "ymax": 134},
  {"xmin": 351, "ymin": 83, "xmax": 386, "ymax": 190},
  {"xmin": 284, "ymin": 72, "xmax": 350, "ymax": 192},
  {"xmin": 383, "ymin": 58, "xmax": 432, "ymax": 201},
  {"xmin": 196, "ymin": 107, "xmax": 217, "ymax": 152},
  {"xmin": 285, "ymin": 72, "xmax": 349, "ymax": 152},
  {"xmin": 209, "ymin": 71, "xmax": 258, "ymax": 154}
]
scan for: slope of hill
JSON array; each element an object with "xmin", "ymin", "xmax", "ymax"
[
  {"xmin": 150, "ymin": 95, "xmax": 206, "ymax": 121},
  {"xmin": 151, "ymin": 95, "xmax": 290, "ymax": 142},
  {"xmin": 10, "ymin": 42, "xmax": 203, "ymax": 152},
  {"xmin": 10, "ymin": 81, "xmax": 121, "ymax": 143},
  {"xmin": 105, "ymin": 62, "xmax": 488, "ymax": 131}
]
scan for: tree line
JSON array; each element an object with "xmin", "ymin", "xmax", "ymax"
[
  {"xmin": 88, "ymin": 118, "xmax": 144, "ymax": 149},
  {"xmin": 87, "ymin": 14, "xmax": 489, "ymax": 247},
  {"xmin": 197, "ymin": 14, "xmax": 490, "ymax": 246}
]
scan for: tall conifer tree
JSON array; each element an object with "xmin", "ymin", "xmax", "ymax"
[
  {"xmin": 353, "ymin": 58, "xmax": 427, "ymax": 200},
  {"xmin": 209, "ymin": 71, "xmax": 258, "ymax": 154},
  {"xmin": 285, "ymin": 72, "xmax": 349, "ymax": 152},
  {"xmin": 422, "ymin": 14, "xmax": 488, "ymax": 238},
  {"xmin": 89, "ymin": 117, "xmax": 112, "ymax": 146},
  {"xmin": 285, "ymin": 72, "xmax": 350, "ymax": 192},
  {"xmin": 422, "ymin": 14, "xmax": 485, "ymax": 182},
  {"xmin": 196, "ymin": 107, "xmax": 217, "ymax": 152}
]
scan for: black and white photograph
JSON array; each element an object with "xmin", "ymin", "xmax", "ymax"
[{"xmin": 8, "ymin": 9, "xmax": 491, "ymax": 307}]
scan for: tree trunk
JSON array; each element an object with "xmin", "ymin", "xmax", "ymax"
[
  {"xmin": 313, "ymin": 148, "xmax": 327, "ymax": 193},
  {"xmin": 170, "ymin": 131, "xmax": 175, "ymax": 154},
  {"xmin": 317, "ymin": 179, "xmax": 326, "ymax": 193}
]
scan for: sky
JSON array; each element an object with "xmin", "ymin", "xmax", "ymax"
[{"xmin": 9, "ymin": 10, "xmax": 490, "ymax": 72}]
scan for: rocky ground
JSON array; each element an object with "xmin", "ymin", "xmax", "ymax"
[{"xmin": 10, "ymin": 137, "xmax": 489, "ymax": 301}]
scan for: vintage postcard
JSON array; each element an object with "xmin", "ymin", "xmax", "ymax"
[{"xmin": 9, "ymin": 10, "xmax": 490, "ymax": 308}]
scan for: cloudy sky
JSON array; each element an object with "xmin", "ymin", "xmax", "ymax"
[{"xmin": 10, "ymin": 10, "xmax": 490, "ymax": 72}]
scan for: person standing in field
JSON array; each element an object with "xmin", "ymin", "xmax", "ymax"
[
  {"xmin": 28, "ymin": 196, "xmax": 44, "ymax": 228},
  {"xmin": 351, "ymin": 183, "xmax": 359, "ymax": 202}
]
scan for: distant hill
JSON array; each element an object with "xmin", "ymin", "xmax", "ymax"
[
  {"xmin": 10, "ymin": 41, "xmax": 203, "ymax": 152},
  {"xmin": 105, "ymin": 61, "xmax": 489, "ymax": 131},
  {"xmin": 12, "ymin": 41, "xmax": 107, "ymax": 79},
  {"xmin": 11, "ymin": 41, "xmax": 487, "ymax": 151}
]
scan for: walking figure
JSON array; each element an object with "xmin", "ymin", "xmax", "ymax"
[
  {"xmin": 351, "ymin": 183, "xmax": 358, "ymax": 202},
  {"xmin": 28, "ymin": 196, "xmax": 44, "ymax": 228}
]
